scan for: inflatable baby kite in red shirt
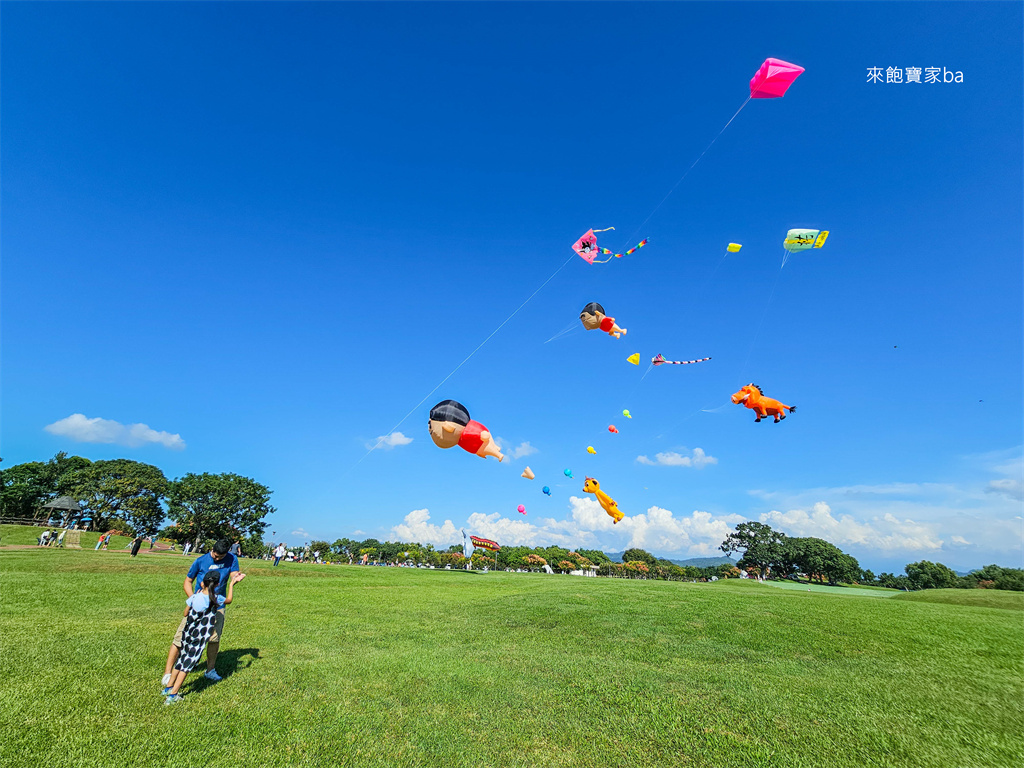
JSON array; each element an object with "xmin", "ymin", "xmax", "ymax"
[
  {"xmin": 579, "ymin": 302, "xmax": 626, "ymax": 339},
  {"xmin": 428, "ymin": 399, "xmax": 504, "ymax": 461}
]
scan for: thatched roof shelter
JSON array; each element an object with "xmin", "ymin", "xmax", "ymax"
[
  {"xmin": 39, "ymin": 496, "xmax": 85, "ymax": 527},
  {"xmin": 42, "ymin": 496, "xmax": 83, "ymax": 512}
]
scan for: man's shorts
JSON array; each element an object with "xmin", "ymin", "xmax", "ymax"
[{"xmin": 172, "ymin": 609, "xmax": 226, "ymax": 647}]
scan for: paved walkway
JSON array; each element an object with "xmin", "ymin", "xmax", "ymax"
[{"xmin": 760, "ymin": 579, "xmax": 901, "ymax": 598}]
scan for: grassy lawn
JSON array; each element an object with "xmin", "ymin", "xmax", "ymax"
[
  {"xmin": 891, "ymin": 588, "xmax": 1024, "ymax": 611},
  {"xmin": 1, "ymin": 549, "xmax": 1021, "ymax": 768},
  {"xmin": 1, "ymin": 523, "xmax": 142, "ymax": 552}
]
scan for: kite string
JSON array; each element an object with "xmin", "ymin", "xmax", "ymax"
[
  {"xmin": 616, "ymin": 94, "xmax": 752, "ymax": 250},
  {"xmin": 543, "ymin": 321, "xmax": 581, "ymax": 344},
  {"xmin": 339, "ymin": 252, "xmax": 579, "ymax": 479},
  {"xmin": 736, "ymin": 261, "xmax": 785, "ymax": 384},
  {"xmin": 621, "ymin": 362, "xmax": 655, "ymax": 409}
]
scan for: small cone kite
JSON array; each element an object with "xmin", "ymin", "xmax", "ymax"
[
  {"xmin": 521, "ymin": 467, "xmax": 535, "ymax": 480},
  {"xmin": 627, "ymin": 353, "xmax": 640, "ymax": 365}
]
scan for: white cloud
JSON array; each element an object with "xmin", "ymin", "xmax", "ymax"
[
  {"xmin": 379, "ymin": 450, "xmax": 1024, "ymax": 566},
  {"xmin": 291, "ymin": 528, "xmax": 311, "ymax": 538},
  {"xmin": 389, "ymin": 509, "xmax": 461, "ymax": 546},
  {"xmin": 367, "ymin": 431, "xmax": 413, "ymax": 451},
  {"xmin": 44, "ymin": 413, "xmax": 185, "ymax": 450},
  {"xmin": 581, "ymin": 501, "xmax": 744, "ymax": 553},
  {"xmin": 759, "ymin": 501, "xmax": 944, "ymax": 552},
  {"xmin": 636, "ymin": 448, "xmax": 717, "ymax": 468},
  {"xmin": 456, "ymin": 500, "xmax": 745, "ymax": 557},
  {"xmin": 747, "ymin": 459, "xmax": 1024, "ymax": 562},
  {"xmin": 509, "ymin": 441, "xmax": 538, "ymax": 460},
  {"xmin": 493, "ymin": 438, "xmax": 539, "ymax": 460},
  {"xmin": 986, "ymin": 478, "xmax": 1023, "ymax": 501}
]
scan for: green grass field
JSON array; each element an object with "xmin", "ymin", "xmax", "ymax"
[
  {"xmin": 1, "ymin": 523, "xmax": 144, "ymax": 552},
  {"xmin": 1, "ymin": 547, "xmax": 1021, "ymax": 768},
  {"xmin": 891, "ymin": 588, "xmax": 1024, "ymax": 611}
]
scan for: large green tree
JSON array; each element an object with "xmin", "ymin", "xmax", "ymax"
[
  {"xmin": 332, "ymin": 538, "xmax": 360, "ymax": 559},
  {"xmin": 621, "ymin": 548, "xmax": 657, "ymax": 567},
  {"xmin": 166, "ymin": 473, "xmax": 274, "ymax": 547},
  {"xmin": 0, "ymin": 452, "xmax": 93, "ymax": 519},
  {"xmin": 0, "ymin": 461, "xmax": 51, "ymax": 519},
  {"xmin": 579, "ymin": 549, "xmax": 612, "ymax": 564},
  {"xmin": 62, "ymin": 458, "xmax": 167, "ymax": 534},
  {"xmin": 720, "ymin": 522, "xmax": 787, "ymax": 578},
  {"xmin": 309, "ymin": 540, "xmax": 332, "ymax": 559},
  {"xmin": 786, "ymin": 538, "xmax": 861, "ymax": 585},
  {"xmin": 904, "ymin": 560, "xmax": 959, "ymax": 590},
  {"xmin": 960, "ymin": 564, "xmax": 1024, "ymax": 591}
]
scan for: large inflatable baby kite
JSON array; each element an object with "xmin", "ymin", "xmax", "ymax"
[
  {"xmin": 730, "ymin": 384, "xmax": 796, "ymax": 423},
  {"xmin": 583, "ymin": 477, "xmax": 624, "ymax": 524},
  {"xmin": 428, "ymin": 399, "xmax": 504, "ymax": 461},
  {"xmin": 579, "ymin": 302, "xmax": 626, "ymax": 339}
]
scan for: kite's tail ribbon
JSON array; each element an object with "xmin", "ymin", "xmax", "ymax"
[
  {"xmin": 655, "ymin": 356, "xmax": 712, "ymax": 365},
  {"xmin": 594, "ymin": 238, "xmax": 649, "ymax": 262}
]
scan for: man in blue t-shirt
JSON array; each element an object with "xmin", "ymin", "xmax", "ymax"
[{"xmin": 161, "ymin": 538, "xmax": 243, "ymax": 688}]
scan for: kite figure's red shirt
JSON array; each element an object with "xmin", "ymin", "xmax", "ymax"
[{"xmin": 458, "ymin": 420, "xmax": 488, "ymax": 455}]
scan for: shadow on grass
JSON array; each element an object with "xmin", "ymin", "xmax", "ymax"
[{"xmin": 184, "ymin": 647, "xmax": 261, "ymax": 694}]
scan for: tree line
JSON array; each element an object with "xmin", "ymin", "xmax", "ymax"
[
  {"xmin": 0, "ymin": 452, "xmax": 274, "ymax": 551},
  {"xmin": 720, "ymin": 521, "xmax": 1023, "ymax": 591},
  {"xmin": 4, "ymin": 453, "xmax": 1019, "ymax": 590},
  {"xmin": 301, "ymin": 539, "xmax": 752, "ymax": 581}
]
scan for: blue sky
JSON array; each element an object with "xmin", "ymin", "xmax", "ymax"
[{"xmin": 3, "ymin": 1, "xmax": 1021, "ymax": 572}]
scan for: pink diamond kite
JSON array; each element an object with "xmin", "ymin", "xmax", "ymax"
[
  {"xmin": 572, "ymin": 229, "xmax": 599, "ymax": 264},
  {"xmin": 572, "ymin": 227, "xmax": 648, "ymax": 264},
  {"xmin": 749, "ymin": 58, "xmax": 804, "ymax": 99}
]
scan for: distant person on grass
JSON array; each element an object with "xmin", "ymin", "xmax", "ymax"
[
  {"xmin": 130, "ymin": 535, "xmax": 144, "ymax": 558},
  {"xmin": 161, "ymin": 539, "xmax": 243, "ymax": 689},
  {"xmin": 273, "ymin": 543, "xmax": 286, "ymax": 566},
  {"xmin": 163, "ymin": 570, "xmax": 245, "ymax": 705}
]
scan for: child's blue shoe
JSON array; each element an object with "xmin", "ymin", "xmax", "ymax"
[
  {"xmin": 161, "ymin": 686, "xmax": 173, "ymax": 696},
  {"xmin": 164, "ymin": 694, "xmax": 183, "ymax": 705}
]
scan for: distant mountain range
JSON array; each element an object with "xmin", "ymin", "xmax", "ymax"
[
  {"xmin": 605, "ymin": 552, "xmax": 735, "ymax": 568},
  {"xmin": 665, "ymin": 556, "xmax": 736, "ymax": 568}
]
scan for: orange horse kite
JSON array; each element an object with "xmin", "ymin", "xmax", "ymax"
[{"xmin": 731, "ymin": 384, "xmax": 796, "ymax": 423}]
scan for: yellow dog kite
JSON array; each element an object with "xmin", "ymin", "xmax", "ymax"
[{"xmin": 583, "ymin": 477, "xmax": 624, "ymax": 524}]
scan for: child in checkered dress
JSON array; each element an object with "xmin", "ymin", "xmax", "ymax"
[{"xmin": 163, "ymin": 570, "xmax": 244, "ymax": 704}]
